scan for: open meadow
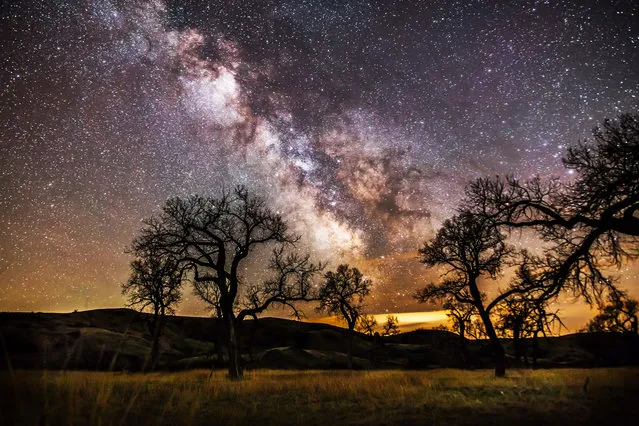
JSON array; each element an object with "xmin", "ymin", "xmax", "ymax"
[{"xmin": 1, "ymin": 368, "xmax": 638, "ymax": 426}]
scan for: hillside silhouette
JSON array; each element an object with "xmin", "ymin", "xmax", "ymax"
[{"xmin": 1, "ymin": 309, "xmax": 637, "ymax": 372}]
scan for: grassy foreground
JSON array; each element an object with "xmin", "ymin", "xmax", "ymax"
[{"xmin": 1, "ymin": 368, "xmax": 638, "ymax": 426}]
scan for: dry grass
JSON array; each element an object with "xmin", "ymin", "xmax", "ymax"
[{"xmin": 1, "ymin": 368, "xmax": 638, "ymax": 426}]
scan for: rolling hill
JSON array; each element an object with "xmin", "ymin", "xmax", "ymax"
[{"xmin": 1, "ymin": 309, "xmax": 637, "ymax": 372}]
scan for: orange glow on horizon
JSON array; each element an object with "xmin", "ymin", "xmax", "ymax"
[{"xmin": 310, "ymin": 310, "xmax": 449, "ymax": 332}]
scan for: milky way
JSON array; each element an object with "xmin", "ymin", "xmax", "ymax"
[{"xmin": 1, "ymin": 0, "xmax": 638, "ymax": 315}]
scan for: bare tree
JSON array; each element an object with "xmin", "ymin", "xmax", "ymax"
[
  {"xmin": 528, "ymin": 300, "xmax": 564, "ymax": 368},
  {"xmin": 442, "ymin": 298, "xmax": 476, "ymax": 340},
  {"xmin": 493, "ymin": 296, "xmax": 533, "ymax": 364},
  {"xmin": 493, "ymin": 293, "xmax": 563, "ymax": 366},
  {"xmin": 382, "ymin": 315, "xmax": 400, "ymax": 336},
  {"xmin": 415, "ymin": 212, "xmax": 512, "ymax": 376},
  {"xmin": 122, "ymin": 250, "xmax": 183, "ymax": 370},
  {"xmin": 496, "ymin": 253, "xmax": 566, "ymax": 367},
  {"xmin": 357, "ymin": 314, "xmax": 378, "ymax": 336},
  {"xmin": 317, "ymin": 264, "xmax": 372, "ymax": 369},
  {"xmin": 465, "ymin": 112, "xmax": 639, "ymax": 306},
  {"xmin": 131, "ymin": 186, "xmax": 322, "ymax": 379},
  {"xmin": 356, "ymin": 314, "xmax": 378, "ymax": 363},
  {"xmin": 586, "ymin": 291, "xmax": 638, "ymax": 334},
  {"xmin": 240, "ymin": 248, "xmax": 324, "ymax": 362},
  {"xmin": 466, "ymin": 317, "xmax": 488, "ymax": 340},
  {"xmin": 240, "ymin": 247, "xmax": 324, "ymax": 322}
]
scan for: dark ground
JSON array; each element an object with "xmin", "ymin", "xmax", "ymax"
[{"xmin": 1, "ymin": 308, "xmax": 638, "ymax": 372}]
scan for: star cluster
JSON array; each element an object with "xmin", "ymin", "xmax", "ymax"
[{"xmin": 1, "ymin": 0, "xmax": 637, "ymax": 315}]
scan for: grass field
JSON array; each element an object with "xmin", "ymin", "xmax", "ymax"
[{"xmin": 1, "ymin": 368, "xmax": 638, "ymax": 426}]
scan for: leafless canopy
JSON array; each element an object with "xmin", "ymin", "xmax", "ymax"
[
  {"xmin": 414, "ymin": 212, "xmax": 511, "ymax": 376},
  {"xmin": 356, "ymin": 313, "xmax": 378, "ymax": 336},
  {"xmin": 240, "ymin": 247, "xmax": 324, "ymax": 321},
  {"xmin": 131, "ymin": 186, "xmax": 297, "ymax": 297},
  {"xmin": 130, "ymin": 185, "xmax": 322, "ymax": 379},
  {"xmin": 442, "ymin": 298, "xmax": 477, "ymax": 340},
  {"xmin": 414, "ymin": 212, "xmax": 512, "ymax": 310},
  {"xmin": 317, "ymin": 264, "xmax": 372, "ymax": 370},
  {"xmin": 464, "ymin": 112, "xmax": 639, "ymax": 305},
  {"xmin": 121, "ymin": 250, "xmax": 183, "ymax": 317},
  {"xmin": 382, "ymin": 315, "xmax": 400, "ymax": 336},
  {"xmin": 317, "ymin": 264, "xmax": 372, "ymax": 331},
  {"xmin": 493, "ymin": 294, "xmax": 563, "ymax": 340},
  {"xmin": 586, "ymin": 290, "xmax": 638, "ymax": 334},
  {"xmin": 121, "ymin": 249, "xmax": 184, "ymax": 370}
]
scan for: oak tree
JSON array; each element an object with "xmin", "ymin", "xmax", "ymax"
[
  {"xmin": 317, "ymin": 264, "xmax": 372, "ymax": 369},
  {"xmin": 382, "ymin": 315, "xmax": 400, "ymax": 336},
  {"xmin": 131, "ymin": 186, "xmax": 322, "ymax": 379},
  {"xmin": 357, "ymin": 314, "xmax": 378, "ymax": 336},
  {"xmin": 586, "ymin": 291, "xmax": 638, "ymax": 334},
  {"xmin": 415, "ymin": 212, "xmax": 512, "ymax": 376},
  {"xmin": 465, "ymin": 113, "xmax": 639, "ymax": 306},
  {"xmin": 122, "ymin": 250, "xmax": 183, "ymax": 370}
]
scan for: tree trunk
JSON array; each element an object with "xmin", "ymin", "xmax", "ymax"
[
  {"xmin": 481, "ymin": 311, "xmax": 506, "ymax": 377},
  {"xmin": 146, "ymin": 310, "xmax": 164, "ymax": 372},
  {"xmin": 225, "ymin": 314, "xmax": 243, "ymax": 379},
  {"xmin": 468, "ymin": 278, "xmax": 506, "ymax": 377},
  {"xmin": 347, "ymin": 328, "xmax": 354, "ymax": 369},
  {"xmin": 149, "ymin": 315, "xmax": 163, "ymax": 371}
]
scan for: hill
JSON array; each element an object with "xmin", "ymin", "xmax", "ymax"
[{"xmin": 1, "ymin": 309, "xmax": 638, "ymax": 371}]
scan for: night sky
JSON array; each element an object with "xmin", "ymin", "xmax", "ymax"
[{"xmin": 1, "ymin": 0, "xmax": 638, "ymax": 324}]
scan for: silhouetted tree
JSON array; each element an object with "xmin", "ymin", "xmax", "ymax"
[
  {"xmin": 122, "ymin": 250, "xmax": 183, "ymax": 370},
  {"xmin": 493, "ymin": 296, "xmax": 533, "ymax": 364},
  {"xmin": 439, "ymin": 298, "xmax": 477, "ymax": 363},
  {"xmin": 586, "ymin": 291, "xmax": 638, "ymax": 334},
  {"xmin": 493, "ymin": 293, "xmax": 562, "ymax": 365},
  {"xmin": 495, "ymin": 253, "xmax": 565, "ymax": 367},
  {"xmin": 317, "ymin": 264, "xmax": 372, "ymax": 369},
  {"xmin": 240, "ymin": 248, "xmax": 324, "ymax": 361},
  {"xmin": 465, "ymin": 112, "xmax": 639, "ymax": 307},
  {"xmin": 415, "ymin": 212, "xmax": 512, "ymax": 376},
  {"xmin": 382, "ymin": 315, "xmax": 400, "ymax": 336},
  {"xmin": 240, "ymin": 247, "xmax": 324, "ymax": 322},
  {"xmin": 357, "ymin": 314, "xmax": 378, "ymax": 363},
  {"xmin": 466, "ymin": 318, "xmax": 488, "ymax": 340},
  {"xmin": 442, "ymin": 298, "xmax": 475, "ymax": 340},
  {"xmin": 131, "ymin": 186, "xmax": 322, "ymax": 379},
  {"xmin": 357, "ymin": 314, "xmax": 378, "ymax": 336},
  {"xmin": 529, "ymin": 300, "xmax": 564, "ymax": 368}
]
